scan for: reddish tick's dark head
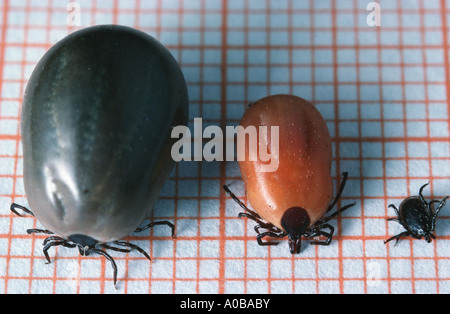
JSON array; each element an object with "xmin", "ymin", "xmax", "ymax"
[{"xmin": 281, "ymin": 207, "xmax": 310, "ymax": 254}]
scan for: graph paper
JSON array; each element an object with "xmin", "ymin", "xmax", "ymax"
[{"xmin": 0, "ymin": 0, "xmax": 449, "ymax": 294}]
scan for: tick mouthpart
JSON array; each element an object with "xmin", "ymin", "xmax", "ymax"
[
  {"xmin": 281, "ymin": 207, "xmax": 311, "ymax": 239},
  {"xmin": 424, "ymin": 233, "xmax": 436, "ymax": 243},
  {"xmin": 288, "ymin": 235, "xmax": 302, "ymax": 254}
]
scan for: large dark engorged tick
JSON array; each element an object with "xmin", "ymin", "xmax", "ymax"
[
  {"xmin": 385, "ymin": 182, "xmax": 448, "ymax": 245},
  {"xmin": 224, "ymin": 95, "xmax": 356, "ymax": 254},
  {"xmin": 10, "ymin": 25, "xmax": 189, "ymax": 285}
]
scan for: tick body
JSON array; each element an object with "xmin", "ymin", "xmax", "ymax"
[
  {"xmin": 385, "ymin": 182, "xmax": 448, "ymax": 244},
  {"xmin": 11, "ymin": 25, "xmax": 188, "ymax": 284},
  {"xmin": 224, "ymin": 94, "xmax": 355, "ymax": 254}
]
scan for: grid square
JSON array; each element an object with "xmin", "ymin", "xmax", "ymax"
[
  {"xmin": 151, "ymin": 260, "xmax": 174, "ymax": 279},
  {"xmin": 408, "ymin": 159, "xmax": 430, "ymax": 177},
  {"xmin": 7, "ymin": 279, "xmax": 30, "ymax": 294},
  {"xmin": 270, "ymin": 260, "xmax": 292, "ymax": 279},
  {"xmin": 199, "ymin": 260, "xmax": 220, "ymax": 279},
  {"xmin": 390, "ymin": 259, "xmax": 412, "ymax": 279},
  {"xmin": 343, "ymin": 280, "xmax": 365, "ymax": 294},
  {"xmin": 294, "ymin": 260, "xmax": 316, "ymax": 279},
  {"xmin": 294, "ymin": 280, "xmax": 316, "ymax": 294},
  {"xmin": 225, "ymin": 259, "xmax": 244, "ymax": 279},
  {"xmin": 30, "ymin": 280, "xmax": 53, "ymax": 294},
  {"xmin": 9, "ymin": 238, "xmax": 32, "ymax": 256},
  {"xmin": 175, "ymin": 260, "xmax": 197, "ymax": 279},
  {"xmin": 319, "ymin": 280, "xmax": 340, "ymax": 294},
  {"xmin": 247, "ymin": 280, "xmax": 268, "ymax": 294},
  {"xmin": 200, "ymin": 219, "xmax": 219, "ymax": 237},
  {"xmin": 342, "ymin": 240, "xmax": 364, "ymax": 257}
]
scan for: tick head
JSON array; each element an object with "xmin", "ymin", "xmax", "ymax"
[
  {"xmin": 68, "ymin": 234, "xmax": 98, "ymax": 256},
  {"xmin": 415, "ymin": 227, "xmax": 436, "ymax": 243},
  {"xmin": 281, "ymin": 207, "xmax": 311, "ymax": 254}
]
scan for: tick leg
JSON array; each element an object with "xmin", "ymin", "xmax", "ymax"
[
  {"xmin": 430, "ymin": 196, "xmax": 448, "ymax": 231},
  {"xmin": 113, "ymin": 241, "xmax": 152, "ymax": 261},
  {"xmin": 42, "ymin": 238, "xmax": 76, "ymax": 264},
  {"xmin": 386, "ymin": 205, "xmax": 410, "ymax": 230},
  {"xmin": 254, "ymin": 222, "xmax": 284, "ymax": 235},
  {"xmin": 384, "ymin": 231, "xmax": 411, "ymax": 245},
  {"xmin": 309, "ymin": 231, "xmax": 333, "ymax": 246},
  {"xmin": 91, "ymin": 249, "xmax": 118, "ymax": 286},
  {"xmin": 10, "ymin": 203, "xmax": 35, "ymax": 217},
  {"xmin": 134, "ymin": 221, "xmax": 175, "ymax": 237},
  {"xmin": 418, "ymin": 182, "xmax": 431, "ymax": 204},
  {"xmin": 10, "ymin": 204, "xmax": 55, "ymax": 236},
  {"xmin": 224, "ymin": 185, "xmax": 288, "ymax": 249},
  {"xmin": 305, "ymin": 223, "xmax": 335, "ymax": 246},
  {"xmin": 27, "ymin": 229, "xmax": 54, "ymax": 235},
  {"xmin": 326, "ymin": 172, "xmax": 350, "ymax": 213},
  {"xmin": 256, "ymin": 231, "xmax": 286, "ymax": 247},
  {"xmin": 43, "ymin": 241, "xmax": 63, "ymax": 263},
  {"xmin": 316, "ymin": 202, "xmax": 356, "ymax": 225},
  {"xmin": 318, "ymin": 172, "xmax": 355, "ymax": 224},
  {"xmin": 224, "ymin": 185, "xmax": 263, "ymax": 221},
  {"xmin": 100, "ymin": 243, "xmax": 132, "ymax": 254},
  {"xmin": 388, "ymin": 204, "xmax": 401, "ymax": 218},
  {"xmin": 224, "ymin": 185, "xmax": 283, "ymax": 231},
  {"xmin": 387, "ymin": 217, "xmax": 404, "ymax": 226},
  {"xmin": 43, "ymin": 236, "xmax": 66, "ymax": 246},
  {"xmin": 238, "ymin": 212, "xmax": 269, "ymax": 228},
  {"xmin": 239, "ymin": 212, "xmax": 283, "ymax": 234}
]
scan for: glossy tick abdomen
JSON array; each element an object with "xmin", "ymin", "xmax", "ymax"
[{"xmin": 21, "ymin": 25, "xmax": 188, "ymax": 243}]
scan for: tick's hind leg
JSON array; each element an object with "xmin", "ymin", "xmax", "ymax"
[
  {"xmin": 429, "ymin": 196, "xmax": 448, "ymax": 231},
  {"xmin": 384, "ymin": 231, "xmax": 411, "ymax": 245},
  {"xmin": 224, "ymin": 185, "xmax": 287, "ymax": 247},
  {"xmin": 100, "ymin": 243, "xmax": 132, "ymax": 254},
  {"xmin": 224, "ymin": 185, "xmax": 277, "ymax": 229},
  {"xmin": 326, "ymin": 172, "xmax": 353, "ymax": 213},
  {"xmin": 113, "ymin": 241, "xmax": 152, "ymax": 261},
  {"xmin": 119, "ymin": 242, "xmax": 150, "ymax": 260},
  {"xmin": 91, "ymin": 249, "xmax": 118, "ymax": 286},
  {"xmin": 316, "ymin": 202, "xmax": 356, "ymax": 225},
  {"xmin": 224, "ymin": 185, "xmax": 264, "ymax": 222},
  {"xmin": 319, "ymin": 172, "xmax": 356, "ymax": 225}
]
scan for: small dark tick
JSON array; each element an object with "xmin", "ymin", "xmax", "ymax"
[{"xmin": 385, "ymin": 182, "xmax": 448, "ymax": 245}]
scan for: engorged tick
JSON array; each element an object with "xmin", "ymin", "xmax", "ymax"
[
  {"xmin": 10, "ymin": 25, "xmax": 189, "ymax": 286},
  {"xmin": 224, "ymin": 95, "xmax": 356, "ymax": 254}
]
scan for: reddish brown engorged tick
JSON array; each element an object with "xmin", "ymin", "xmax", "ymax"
[{"xmin": 224, "ymin": 94, "xmax": 356, "ymax": 254}]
